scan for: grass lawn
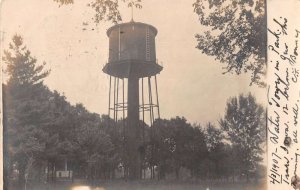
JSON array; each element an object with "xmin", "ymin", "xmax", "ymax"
[{"xmin": 23, "ymin": 180, "xmax": 266, "ymax": 190}]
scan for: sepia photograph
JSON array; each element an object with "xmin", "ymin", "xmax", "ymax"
[{"xmin": 1, "ymin": 0, "xmax": 269, "ymax": 189}]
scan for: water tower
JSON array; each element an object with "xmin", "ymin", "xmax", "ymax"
[{"xmin": 102, "ymin": 20, "xmax": 163, "ymax": 179}]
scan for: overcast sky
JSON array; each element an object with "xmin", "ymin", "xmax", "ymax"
[{"xmin": 0, "ymin": 0, "xmax": 266, "ymax": 126}]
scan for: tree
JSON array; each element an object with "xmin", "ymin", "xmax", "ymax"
[
  {"xmin": 205, "ymin": 123, "xmax": 224, "ymax": 152},
  {"xmin": 150, "ymin": 117, "xmax": 207, "ymax": 180},
  {"xmin": 68, "ymin": 105, "xmax": 118, "ymax": 180},
  {"xmin": 193, "ymin": 0, "xmax": 267, "ymax": 87},
  {"xmin": 204, "ymin": 123, "xmax": 225, "ymax": 179},
  {"xmin": 54, "ymin": 0, "xmax": 142, "ymax": 24},
  {"xmin": 220, "ymin": 93, "xmax": 265, "ymax": 182},
  {"xmin": 4, "ymin": 35, "xmax": 50, "ymax": 89},
  {"xmin": 188, "ymin": 124, "xmax": 207, "ymax": 179},
  {"xmin": 3, "ymin": 35, "xmax": 50, "ymax": 189},
  {"xmin": 147, "ymin": 118, "xmax": 174, "ymax": 179},
  {"xmin": 166, "ymin": 117, "xmax": 195, "ymax": 179}
]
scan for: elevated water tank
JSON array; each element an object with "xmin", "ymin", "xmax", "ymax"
[{"xmin": 103, "ymin": 21, "xmax": 162, "ymax": 78}]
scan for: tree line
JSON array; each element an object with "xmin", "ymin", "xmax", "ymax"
[{"xmin": 2, "ymin": 35, "xmax": 266, "ymax": 190}]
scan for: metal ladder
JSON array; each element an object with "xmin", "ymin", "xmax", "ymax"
[{"xmin": 146, "ymin": 27, "xmax": 150, "ymax": 61}]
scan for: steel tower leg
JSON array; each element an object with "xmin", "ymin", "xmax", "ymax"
[
  {"xmin": 154, "ymin": 75, "xmax": 160, "ymax": 119},
  {"xmin": 108, "ymin": 76, "xmax": 112, "ymax": 127},
  {"xmin": 113, "ymin": 77, "xmax": 116, "ymax": 123},
  {"xmin": 116, "ymin": 78, "xmax": 119, "ymax": 122}
]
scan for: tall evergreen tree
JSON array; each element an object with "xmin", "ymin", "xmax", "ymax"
[{"xmin": 3, "ymin": 35, "xmax": 51, "ymax": 189}]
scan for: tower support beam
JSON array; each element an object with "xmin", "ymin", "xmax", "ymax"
[{"xmin": 126, "ymin": 76, "xmax": 141, "ymax": 180}]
